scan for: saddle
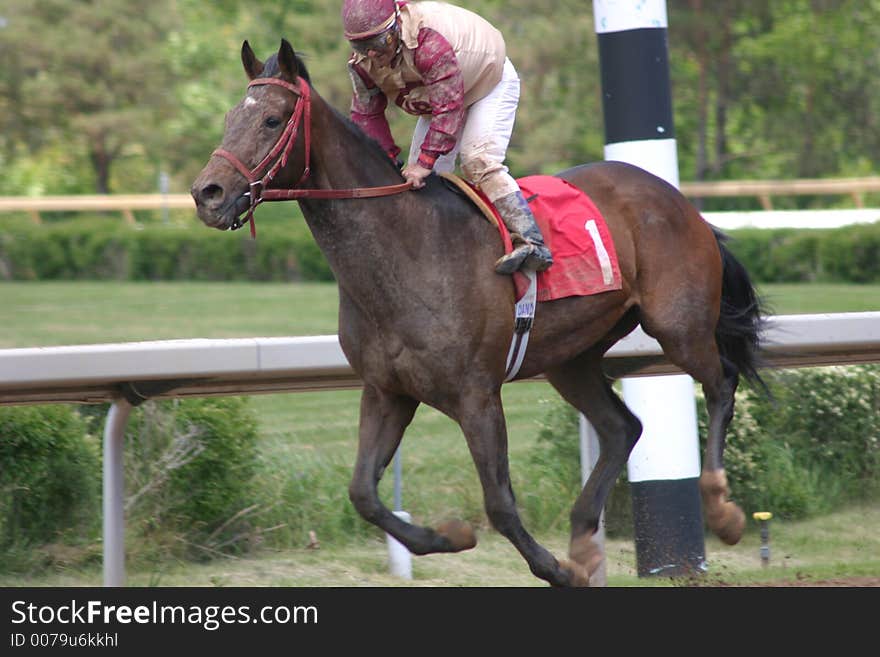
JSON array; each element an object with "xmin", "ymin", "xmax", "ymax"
[
  {"xmin": 440, "ymin": 172, "xmax": 501, "ymax": 229},
  {"xmin": 440, "ymin": 173, "xmax": 622, "ymax": 302}
]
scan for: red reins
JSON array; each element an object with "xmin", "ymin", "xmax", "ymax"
[{"xmin": 211, "ymin": 76, "xmax": 411, "ymax": 238}]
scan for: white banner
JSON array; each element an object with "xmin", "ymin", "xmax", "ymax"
[{"xmin": 593, "ymin": 0, "xmax": 668, "ymax": 34}]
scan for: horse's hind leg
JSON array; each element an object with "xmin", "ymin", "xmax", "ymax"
[
  {"xmin": 457, "ymin": 388, "xmax": 581, "ymax": 587},
  {"xmin": 545, "ymin": 349, "xmax": 643, "ymax": 584},
  {"xmin": 646, "ymin": 321, "xmax": 746, "ymax": 545},
  {"xmin": 698, "ymin": 356, "xmax": 745, "ymax": 544},
  {"xmin": 348, "ymin": 384, "xmax": 478, "ymax": 556}
]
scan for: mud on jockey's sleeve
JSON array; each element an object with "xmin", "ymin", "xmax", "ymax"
[
  {"xmin": 349, "ymin": 61, "xmax": 400, "ymax": 160},
  {"xmin": 413, "ymin": 27, "xmax": 465, "ymax": 160}
]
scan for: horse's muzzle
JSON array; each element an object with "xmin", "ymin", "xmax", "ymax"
[{"xmin": 191, "ymin": 178, "xmax": 251, "ymax": 230}]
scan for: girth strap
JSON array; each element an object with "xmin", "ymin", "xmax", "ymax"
[{"xmin": 504, "ymin": 268, "xmax": 537, "ymax": 381}]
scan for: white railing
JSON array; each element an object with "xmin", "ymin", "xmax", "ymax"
[
  {"xmin": 3, "ymin": 176, "xmax": 880, "ymax": 222},
  {"xmin": 2, "ymin": 312, "xmax": 879, "ymax": 585},
  {"xmin": 4, "ymin": 313, "xmax": 879, "ymax": 406}
]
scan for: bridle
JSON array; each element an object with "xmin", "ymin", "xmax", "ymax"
[{"xmin": 211, "ymin": 76, "xmax": 411, "ymax": 238}]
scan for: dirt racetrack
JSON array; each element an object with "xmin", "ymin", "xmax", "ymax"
[
  {"xmin": 696, "ymin": 575, "xmax": 880, "ymax": 587},
  {"xmin": 755, "ymin": 576, "xmax": 880, "ymax": 587}
]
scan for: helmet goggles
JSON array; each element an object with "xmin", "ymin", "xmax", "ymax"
[{"xmin": 349, "ymin": 21, "xmax": 398, "ymax": 56}]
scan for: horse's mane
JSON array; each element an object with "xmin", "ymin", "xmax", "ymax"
[
  {"xmin": 336, "ymin": 114, "xmax": 404, "ymax": 178},
  {"xmin": 262, "ymin": 51, "xmax": 405, "ymax": 178},
  {"xmin": 261, "ymin": 51, "xmax": 312, "ymax": 83}
]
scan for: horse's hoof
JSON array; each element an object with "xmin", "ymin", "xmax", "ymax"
[
  {"xmin": 714, "ymin": 502, "xmax": 746, "ymax": 545},
  {"xmin": 435, "ymin": 520, "xmax": 477, "ymax": 552},
  {"xmin": 700, "ymin": 468, "xmax": 744, "ymax": 544},
  {"xmin": 558, "ymin": 559, "xmax": 591, "ymax": 587},
  {"xmin": 569, "ymin": 531, "xmax": 604, "ymax": 576}
]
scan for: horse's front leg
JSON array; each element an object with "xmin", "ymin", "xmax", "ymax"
[
  {"xmin": 457, "ymin": 389, "xmax": 580, "ymax": 587},
  {"xmin": 348, "ymin": 384, "xmax": 478, "ymax": 556}
]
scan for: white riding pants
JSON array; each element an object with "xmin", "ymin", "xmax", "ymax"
[{"xmin": 408, "ymin": 57, "xmax": 521, "ymax": 202}]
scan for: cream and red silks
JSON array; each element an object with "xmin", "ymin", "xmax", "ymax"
[{"xmin": 349, "ymin": 26, "xmax": 464, "ymax": 170}]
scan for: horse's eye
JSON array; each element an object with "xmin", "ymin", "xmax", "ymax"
[{"xmin": 264, "ymin": 116, "xmax": 282, "ymax": 129}]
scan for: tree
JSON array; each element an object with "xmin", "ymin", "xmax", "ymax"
[
  {"xmin": 163, "ymin": 0, "xmax": 360, "ymax": 186},
  {"xmin": 669, "ymin": 0, "xmax": 773, "ymax": 183},
  {"xmin": 3, "ymin": 1, "xmax": 880, "ymax": 198},
  {"xmin": 0, "ymin": 0, "xmax": 178, "ymax": 194},
  {"xmin": 473, "ymin": 0, "xmax": 604, "ymax": 175},
  {"xmin": 735, "ymin": 0, "xmax": 880, "ymax": 180},
  {"xmin": 670, "ymin": 0, "xmax": 880, "ymax": 191}
]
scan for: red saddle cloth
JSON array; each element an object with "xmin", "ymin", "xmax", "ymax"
[{"xmin": 490, "ymin": 175, "xmax": 622, "ymax": 302}]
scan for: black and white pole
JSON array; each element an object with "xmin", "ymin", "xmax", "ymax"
[{"xmin": 593, "ymin": 0, "xmax": 706, "ymax": 577}]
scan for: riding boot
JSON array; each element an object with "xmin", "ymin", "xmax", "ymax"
[{"xmin": 493, "ymin": 190, "xmax": 553, "ymax": 274}]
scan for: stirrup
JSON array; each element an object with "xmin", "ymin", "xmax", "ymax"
[
  {"xmin": 494, "ymin": 243, "xmax": 532, "ymax": 275},
  {"xmin": 524, "ymin": 245, "xmax": 553, "ymax": 272}
]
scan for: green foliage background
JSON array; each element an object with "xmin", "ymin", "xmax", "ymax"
[{"xmin": 2, "ymin": 1, "xmax": 880, "ymax": 202}]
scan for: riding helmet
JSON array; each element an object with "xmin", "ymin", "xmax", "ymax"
[{"xmin": 341, "ymin": 0, "xmax": 398, "ymax": 40}]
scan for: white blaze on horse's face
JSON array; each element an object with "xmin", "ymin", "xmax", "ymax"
[{"xmin": 221, "ymin": 86, "xmax": 293, "ymax": 167}]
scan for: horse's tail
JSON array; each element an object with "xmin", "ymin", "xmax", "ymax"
[{"xmin": 712, "ymin": 226, "xmax": 770, "ymax": 392}]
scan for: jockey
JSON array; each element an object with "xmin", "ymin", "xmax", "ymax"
[{"xmin": 342, "ymin": 0, "xmax": 553, "ymax": 274}]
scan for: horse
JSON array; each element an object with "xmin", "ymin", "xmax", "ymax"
[{"xmin": 191, "ymin": 39, "xmax": 766, "ymax": 587}]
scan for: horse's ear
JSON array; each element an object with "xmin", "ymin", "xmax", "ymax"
[
  {"xmin": 241, "ymin": 40, "xmax": 264, "ymax": 80},
  {"xmin": 278, "ymin": 38, "xmax": 299, "ymax": 82}
]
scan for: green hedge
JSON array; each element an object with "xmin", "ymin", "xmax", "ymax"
[
  {"xmin": 0, "ymin": 398, "xmax": 261, "ymax": 571},
  {"xmin": 0, "ymin": 405, "xmax": 100, "ymax": 548},
  {"xmin": 2, "ymin": 215, "xmax": 880, "ymax": 283},
  {"xmin": 721, "ymin": 223, "xmax": 880, "ymax": 283},
  {"xmin": 167, "ymin": 398, "xmax": 260, "ymax": 531},
  {"xmin": 697, "ymin": 366, "xmax": 880, "ymax": 519},
  {"xmin": 0, "ymin": 214, "xmax": 332, "ymax": 282},
  {"xmin": 122, "ymin": 398, "xmax": 262, "ymax": 561}
]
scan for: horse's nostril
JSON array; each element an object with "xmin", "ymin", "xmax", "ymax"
[
  {"xmin": 192, "ymin": 182, "xmax": 225, "ymax": 207},
  {"xmin": 198, "ymin": 183, "xmax": 224, "ymax": 204}
]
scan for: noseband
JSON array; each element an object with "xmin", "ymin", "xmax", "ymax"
[{"xmin": 211, "ymin": 76, "xmax": 411, "ymax": 238}]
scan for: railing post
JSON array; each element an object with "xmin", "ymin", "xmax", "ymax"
[
  {"xmin": 386, "ymin": 447, "xmax": 412, "ymax": 579},
  {"xmin": 579, "ymin": 415, "xmax": 606, "ymax": 586},
  {"xmin": 103, "ymin": 399, "xmax": 133, "ymax": 587}
]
